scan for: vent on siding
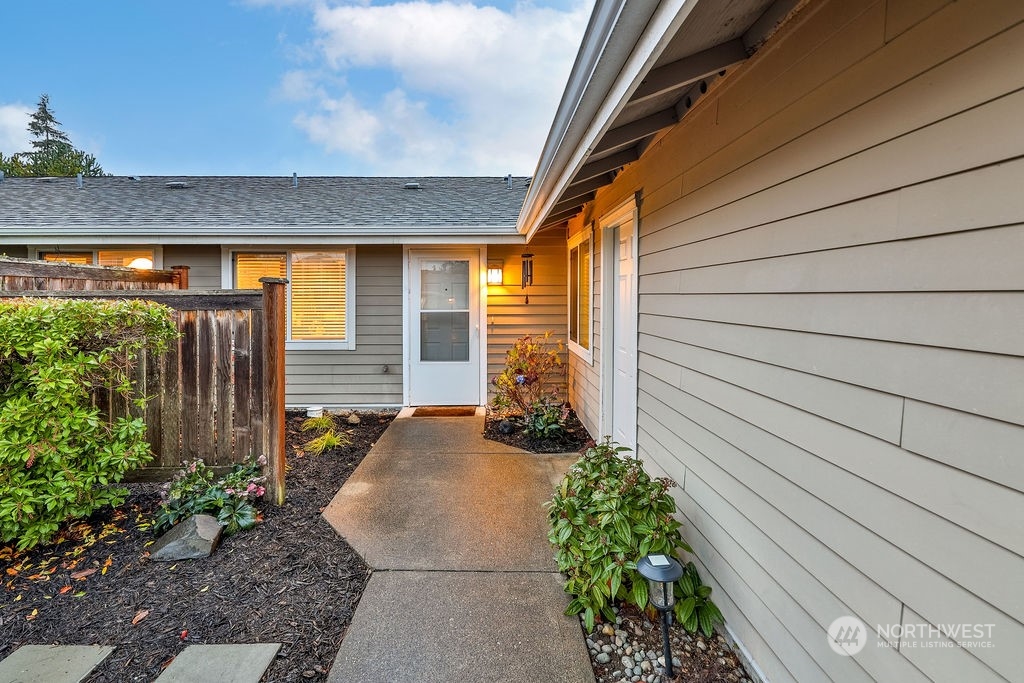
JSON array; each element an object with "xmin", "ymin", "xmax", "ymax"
[{"xmin": 165, "ymin": 181, "xmax": 190, "ymax": 189}]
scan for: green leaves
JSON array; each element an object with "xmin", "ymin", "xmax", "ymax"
[
  {"xmin": 546, "ymin": 437, "xmax": 724, "ymax": 636},
  {"xmin": 0, "ymin": 299, "xmax": 177, "ymax": 549}
]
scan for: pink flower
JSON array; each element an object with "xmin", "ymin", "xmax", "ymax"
[
  {"xmin": 255, "ymin": 486, "xmax": 265, "ymax": 497},
  {"xmin": 225, "ymin": 488, "xmax": 235, "ymax": 495}
]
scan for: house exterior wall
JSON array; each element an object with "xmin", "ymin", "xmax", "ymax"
[
  {"xmin": 485, "ymin": 232, "xmax": 569, "ymax": 400},
  {"xmin": 285, "ymin": 244, "xmax": 404, "ymax": 407},
  {"xmin": 163, "ymin": 244, "xmax": 221, "ymax": 289},
  {"xmin": 568, "ymin": 1, "xmax": 1024, "ymax": 681},
  {"xmin": 1, "ymin": 246, "xmax": 27, "ymax": 258}
]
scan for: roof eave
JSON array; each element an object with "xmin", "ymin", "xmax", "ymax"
[{"xmin": 518, "ymin": 0, "xmax": 701, "ymax": 240}]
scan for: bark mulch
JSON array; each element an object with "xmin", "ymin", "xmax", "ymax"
[{"xmin": 0, "ymin": 410, "xmax": 395, "ymax": 683}]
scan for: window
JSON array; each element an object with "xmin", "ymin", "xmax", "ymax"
[
  {"xmin": 568, "ymin": 230, "xmax": 592, "ymax": 359},
  {"xmin": 233, "ymin": 250, "xmax": 354, "ymax": 349},
  {"xmin": 41, "ymin": 249, "xmax": 156, "ymax": 269}
]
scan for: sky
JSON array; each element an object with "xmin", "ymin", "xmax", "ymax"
[{"xmin": 0, "ymin": 0, "xmax": 592, "ymax": 177}]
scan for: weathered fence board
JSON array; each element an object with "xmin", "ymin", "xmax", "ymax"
[{"xmin": 0, "ymin": 256, "xmax": 188, "ymax": 291}]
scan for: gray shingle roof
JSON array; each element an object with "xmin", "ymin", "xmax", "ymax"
[{"xmin": 0, "ymin": 175, "xmax": 531, "ymax": 239}]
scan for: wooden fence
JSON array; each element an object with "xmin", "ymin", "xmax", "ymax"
[
  {"xmin": 0, "ymin": 256, "xmax": 189, "ymax": 291},
  {"xmin": 0, "ymin": 281, "xmax": 287, "ymax": 501}
]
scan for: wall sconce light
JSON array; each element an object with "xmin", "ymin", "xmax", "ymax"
[{"xmin": 487, "ymin": 259, "xmax": 504, "ymax": 285}]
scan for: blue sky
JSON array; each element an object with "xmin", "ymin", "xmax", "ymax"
[{"xmin": 0, "ymin": 0, "xmax": 590, "ymax": 177}]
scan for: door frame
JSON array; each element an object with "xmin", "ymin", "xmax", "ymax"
[
  {"xmin": 402, "ymin": 246, "xmax": 489, "ymax": 406},
  {"xmin": 599, "ymin": 195, "xmax": 639, "ymax": 448}
]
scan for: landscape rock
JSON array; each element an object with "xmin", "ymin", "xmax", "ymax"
[
  {"xmin": 498, "ymin": 419, "xmax": 516, "ymax": 435},
  {"xmin": 149, "ymin": 514, "xmax": 223, "ymax": 561},
  {"xmin": 347, "ymin": 413, "xmax": 361, "ymax": 425}
]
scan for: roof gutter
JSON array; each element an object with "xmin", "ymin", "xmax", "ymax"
[{"xmin": 518, "ymin": 0, "xmax": 702, "ymax": 240}]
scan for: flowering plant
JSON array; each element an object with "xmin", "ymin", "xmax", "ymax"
[
  {"xmin": 491, "ymin": 332, "xmax": 569, "ymax": 438},
  {"xmin": 154, "ymin": 455, "xmax": 267, "ymax": 535}
]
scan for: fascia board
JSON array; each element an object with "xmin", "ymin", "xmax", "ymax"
[{"xmin": 519, "ymin": 0, "xmax": 701, "ymax": 240}]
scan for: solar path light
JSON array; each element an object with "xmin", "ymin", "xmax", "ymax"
[{"xmin": 637, "ymin": 553, "xmax": 684, "ymax": 679}]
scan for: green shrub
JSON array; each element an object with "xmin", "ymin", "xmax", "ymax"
[
  {"xmin": 490, "ymin": 331, "xmax": 568, "ymax": 439},
  {"xmin": 154, "ymin": 456, "xmax": 267, "ymax": 535},
  {"xmin": 0, "ymin": 298, "xmax": 178, "ymax": 549},
  {"xmin": 547, "ymin": 438, "xmax": 723, "ymax": 634}
]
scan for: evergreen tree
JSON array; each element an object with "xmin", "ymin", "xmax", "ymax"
[
  {"xmin": 0, "ymin": 94, "xmax": 106, "ymax": 177},
  {"xmin": 27, "ymin": 94, "xmax": 71, "ymax": 156}
]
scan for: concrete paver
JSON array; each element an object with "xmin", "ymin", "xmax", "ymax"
[
  {"xmin": 323, "ymin": 437, "xmax": 577, "ymax": 571},
  {"xmin": 327, "ymin": 571, "xmax": 594, "ymax": 683},
  {"xmin": 323, "ymin": 413, "xmax": 594, "ymax": 683},
  {"xmin": 0, "ymin": 645, "xmax": 114, "ymax": 683},
  {"xmin": 155, "ymin": 644, "xmax": 281, "ymax": 683}
]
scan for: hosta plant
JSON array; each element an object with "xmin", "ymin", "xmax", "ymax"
[{"xmin": 546, "ymin": 438, "xmax": 723, "ymax": 635}]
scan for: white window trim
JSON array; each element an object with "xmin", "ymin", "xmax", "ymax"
[
  {"xmin": 567, "ymin": 226, "xmax": 594, "ymax": 364},
  {"xmin": 223, "ymin": 246, "xmax": 356, "ymax": 351},
  {"xmin": 29, "ymin": 245, "xmax": 164, "ymax": 269}
]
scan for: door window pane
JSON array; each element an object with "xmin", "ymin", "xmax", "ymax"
[
  {"xmin": 420, "ymin": 312, "xmax": 470, "ymax": 362},
  {"xmin": 420, "ymin": 260, "xmax": 469, "ymax": 310}
]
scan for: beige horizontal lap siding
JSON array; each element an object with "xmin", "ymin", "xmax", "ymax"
[
  {"xmin": 575, "ymin": 1, "xmax": 1024, "ymax": 681},
  {"xmin": 285, "ymin": 244, "xmax": 403, "ymax": 406},
  {"xmin": 485, "ymin": 234, "xmax": 571, "ymax": 409},
  {"xmin": 163, "ymin": 245, "xmax": 221, "ymax": 289}
]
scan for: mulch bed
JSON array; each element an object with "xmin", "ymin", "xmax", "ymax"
[
  {"xmin": 482, "ymin": 406, "xmax": 593, "ymax": 453},
  {"xmin": 0, "ymin": 410, "xmax": 395, "ymax": 682}
]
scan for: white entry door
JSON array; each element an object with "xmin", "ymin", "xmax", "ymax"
[
  {"xmin": 408, "ymin": 250, "xmax": 481, "ymax": 405},
  {"xmin": 609, "ymin": 216, "xmax": 638, "ymax": 450}
]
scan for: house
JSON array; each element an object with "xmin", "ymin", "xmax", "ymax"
[
  {"xmin": 0, "ymin": 175, "xmax": 566, "ymax": 408},
  {"xmin": 518, "ymin": 0, "xmax": 1023, "ymax": 681},
  {"xmin": 2, "ymin": 0, "xmax": 1021, "ymax": 679}
]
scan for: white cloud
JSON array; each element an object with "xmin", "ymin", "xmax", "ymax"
[
  {"xmin": 287, "ymin": 0, "xmax": 592, "ymax": 175},
  {"xmin": 0, "ymin": 103, "xmax": 31, "ymax": 155},
  {"xmin": 277, "ymin": 69, "xmax": 325, "ymax": 101}
]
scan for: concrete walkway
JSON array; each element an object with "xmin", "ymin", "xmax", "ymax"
[{"xmin": 322, "ymin": 415, "xmax": 594, "ymax": 683}]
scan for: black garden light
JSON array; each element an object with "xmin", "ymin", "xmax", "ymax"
[{"xmin": 637, "ymin": 553, "xmax": 684, "ymax": 679}]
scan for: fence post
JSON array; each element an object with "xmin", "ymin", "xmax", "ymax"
[
  {"xmin": 170, "ymin": 265, "xmax": 190, "ymax": 290},
  {"xmin": 260, "ymin": 277, "xmax": 288, "ymax": 505}
]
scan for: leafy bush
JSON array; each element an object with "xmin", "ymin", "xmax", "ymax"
[
  {"xmin": 155, "ymin": 456, "xmax": 267, "ymax": 535},
  {"xmin": 490, "ymin": 331, "xmax": 567, "ymax": 438},
  {"xmin": 524, "ymin": 401, "xmax": 570, "ymax": 440},
  {"xmin": 0, "ymin": 298, "xmax": 177, "ymax": 549},
  {"xmin": 547, "ymin": 438, "xmax": 723, "ymax": 635}
]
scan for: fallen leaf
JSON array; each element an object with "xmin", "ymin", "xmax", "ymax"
[
  {"xmin": 200, "ymin": 586, "xmax": 210, "ymax": 592},
  {"xmin": 70, "ymin": 568, "xmax": 96, "ymax": 580},
  {"xmin": 26, "ymin": 608, "xmax": 38, "ymax": 621},
  {"xmin": 132, "ymin": 609, "xmax": 150, "ymax": 625},
  {"xmin": 180, "ymin": 629, "xmax": 188, "ymax": 640},
  {"xmin": 5, "ymin": 568, "xmax": 17, "ymax": 576},
  {"xmin": 73, "ymin": 591, "xmax": 86, "ymax": 598},
  {"xmin": 59, "ymin": 585, "xmax": 72, "ymax": 594},
  {"xmin": 160, "ymin": 656, "xmax": 176, "ymax": 670},
  {"xmin": 13, "ymin": 594, "xmax": 22, "ymax": 601}
]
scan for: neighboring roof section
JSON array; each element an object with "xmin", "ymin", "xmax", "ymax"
[
  {"xmin": 519, "ymin": 0, "xmax": 805, "ymax": 238},
  {"xmin": 0, "ymin": 175, "xmax": 532, "ymax": 244}
]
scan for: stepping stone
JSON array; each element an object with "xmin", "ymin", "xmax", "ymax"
[
  {"xmin": 0, "ymin": 644, "xmax": 115, "ymax": 683},
  {"xmin": 155, "ymin": 644, "xmax": 281, "ymax": 683}
]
